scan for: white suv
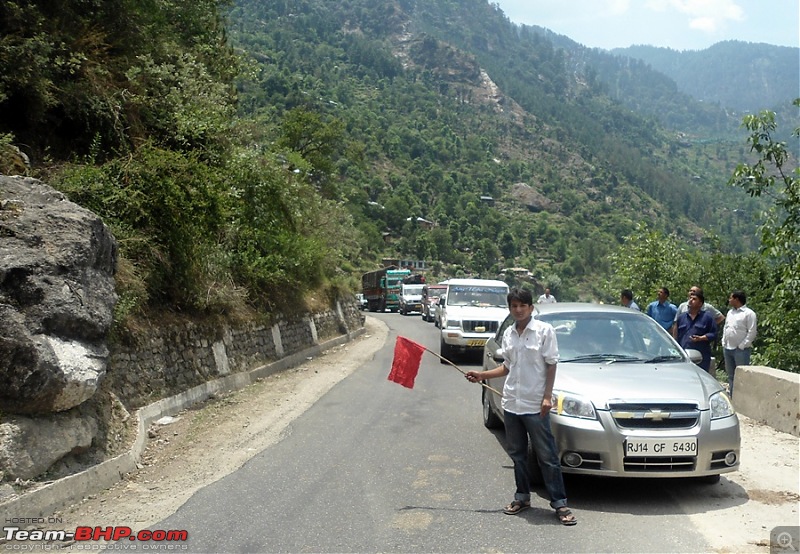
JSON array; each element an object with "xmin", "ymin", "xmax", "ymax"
[
  {"xmin": 438, "ymin": 278, "xmax": 509, "ymax": 362},
  {"xmin": 399, "ymin": 283, "xmax": 424, "ymax": 315}
]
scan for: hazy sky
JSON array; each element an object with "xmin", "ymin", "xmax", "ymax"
[{"xmin": 492, "ymin": 0, "xmax": 800, "ymax": 51}]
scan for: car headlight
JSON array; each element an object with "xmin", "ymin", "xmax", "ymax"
[
  {"xmin": 552, "ymin": 390, "xmax": 597, "ymax": 419},
  {"xmin": 445, "ymin": 319, "xmax": 461, "ymax": 329},
  {"xmin": 710, "ymin": 390, "xmax": 735, "ymax": 419}
]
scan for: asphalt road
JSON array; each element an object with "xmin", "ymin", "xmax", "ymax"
[{"xmin": 150, "ymin": 310, "xmax": 727, "ymax": 553}]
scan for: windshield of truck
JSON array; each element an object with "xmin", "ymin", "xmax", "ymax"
[
  {"xmin": 403, "ymin": 285, "xmax": 424, "ymax": 295},
  {"xmin": 447, "ymin": 286, "xmax": 507, "ymax": 307}
]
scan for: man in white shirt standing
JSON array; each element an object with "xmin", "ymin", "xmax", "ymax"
[
  {"xmin": 721, "ymin": 290, "xmax": 757, "ymax": 398},
  {"xmin": 537, "ymin": 287, "xmax": 557, "ymax": 304},
  {"xmin": 465, "ymin": 288, "xmax": 576, "ymax": 525}
]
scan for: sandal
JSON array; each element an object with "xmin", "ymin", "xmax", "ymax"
[
  {"xmin": 503, "ymin": 500, "xmax": 530, "ymax": 515},
  {"xmin": 556, "ymin": 507, "xmax": 577, "ymax": 526}
]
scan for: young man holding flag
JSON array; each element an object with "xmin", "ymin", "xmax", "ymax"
[{"xmin": 465, "ymin": 288, "xmax": 576, "ymax": 526}]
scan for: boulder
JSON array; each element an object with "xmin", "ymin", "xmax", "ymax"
[
  {"xmin": 0, "ymin": 413, "xmax": 99, "ymax": 480},
  {"xmin": 0, "ymin": 176, "xmax": 118, "ymax": 414}
]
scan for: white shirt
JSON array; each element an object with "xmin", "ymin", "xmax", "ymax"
[
  {"xmin": 722, "ymin": 305, "xmax": 757, "ymax": 350},
  {"xmin": 537, "ymin": 294, "xmax": 557, "ymax": 304},
  {"xmin": 500, "ymin": 318, "xmax": 559, "ymax": 415}
]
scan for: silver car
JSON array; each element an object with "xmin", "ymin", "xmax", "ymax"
[
  {"xmin": 480, "ymin": 303, "xmax": 739, "ymax": 484},
  {"xmin": 422, "ymin": 284, "xmax": 447, "ymax": 323}
]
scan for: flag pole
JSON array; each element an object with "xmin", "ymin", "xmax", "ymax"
[{"xmin": 421, "ymin": 345, "xmax": 503, "ymax": 397}]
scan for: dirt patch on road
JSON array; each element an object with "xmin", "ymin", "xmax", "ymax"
[{"xmin": 748, "ymin": 488, "xmax": 800, "ymax": 505}]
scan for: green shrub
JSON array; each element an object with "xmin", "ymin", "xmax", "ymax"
[{"xmin": 54, "ymin": 143, "xmax": 229, "ymax": 310}]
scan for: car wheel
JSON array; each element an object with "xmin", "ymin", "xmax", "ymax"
[
  {"xmin": 439, "ymin": 337, "xmax": 453, "ymax": 364},
  {"xmin": 482, "ymin": 388, "xmax": 502, "ymax": 429},
  {"xmin": 526, "ymin": 441, "xmax": 544, "ymax": 486}
]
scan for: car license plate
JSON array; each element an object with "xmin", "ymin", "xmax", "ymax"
[
  {"xmin": 624, "ymin": 437, "xmax": 697, "ymax": 456},
  {"xmin": 466, "ymin": 339, "xmax": 487, "ymax": 347}
]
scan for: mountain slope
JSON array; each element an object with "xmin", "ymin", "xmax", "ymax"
[
  {"xmin": 613, "ymin": 41, "xmax": 799, "ymax": 113},
  {"xmin": 226, "ymin": 0, "xmax": 767, "ymax": 298}
]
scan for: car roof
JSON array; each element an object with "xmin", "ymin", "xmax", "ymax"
[
  {"xmin": 533, "ymin": 302, "xmax": 647, "ymax": 317},
  {"xmin": 445, "ymin": 278, "xmax": 508, "ymax": 287}
]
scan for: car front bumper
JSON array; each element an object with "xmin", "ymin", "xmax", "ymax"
[
  {"xmin": 441, "ymin": 330, "xmax": 493, "ymax": 351},
  {"xmin": 550, "ymin": 409, "xmax": 740, "ymax": 478}
]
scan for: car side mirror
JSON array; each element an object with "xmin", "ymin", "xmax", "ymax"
[
  {"xmin": 685, "ymin": 349, "xmax": 703, "ymax": 366},
  {"xmin": 440, "ymin": 295, "xmax": 446, "ymax": 306},
  {"xmin": 492, "ymin": 348, "xmax": 504, "ymax": 364}
]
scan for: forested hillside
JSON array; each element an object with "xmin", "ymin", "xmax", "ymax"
[
  {"xmin": 1, "ymin": 0, "xmax": 797, "ymax": 369},
  {"xmin": 614, "ymin": 41, "xmax": 799, "ymax": 115},
  {"xmin": 226, "ymin": 0, "xmax": 767, "ymax": 284}
]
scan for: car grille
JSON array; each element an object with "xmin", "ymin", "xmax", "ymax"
[
  {"xmin": 609, "ymin": 403, "xmax": 700, "ymax": 430},
  {"xmin": 463, "ymin": 320, "xmax": 499, "ymax": 333},
  {"xmin": 624, "ymin": 456, "xmax": 696, "ymax": 472}
]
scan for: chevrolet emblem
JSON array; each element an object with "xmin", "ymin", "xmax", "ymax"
[{"xmin": 643, "ymin": 410, "xmax": 670, "ymax": 421}]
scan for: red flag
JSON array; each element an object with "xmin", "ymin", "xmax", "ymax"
[{"xmin": 388, "ymin": 336, "xmax": 426, "ymax": 389}]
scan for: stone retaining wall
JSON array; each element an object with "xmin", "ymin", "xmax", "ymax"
[{"xmin": 107, "ymin": 297, "xmax": 364, "ymax": 409}]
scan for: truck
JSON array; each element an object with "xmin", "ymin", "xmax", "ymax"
[{"xmin": 361, "ymin": 267, "xmax": 411, "ymax": 312}]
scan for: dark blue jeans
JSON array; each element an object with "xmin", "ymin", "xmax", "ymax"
[
  {"xmin": 504, "ymin": 410, "xmax": 568, "ymax": 509},
  {"xmin": 723, "ymin": 347, "xmax": 751, "ymax": 397}
]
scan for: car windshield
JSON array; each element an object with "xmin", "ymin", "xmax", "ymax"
[
  {"xmin": 427, "ymin": 287, "xmax": 447, "ymax": 299},
  {"xmin": 404, "ymin": 285, "xmax": 424, "ymax": 295},
  {"xmin": 537, "ymin": 312, "xmax": 685, "ymax": 363},
  {"xmin": 448, "ymin": 286, "xmax": 507, "ymax": 307}
]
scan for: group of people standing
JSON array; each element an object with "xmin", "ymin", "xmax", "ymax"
[{"xmin": 621, "ymin": 285, "xmax": 757, "ymax": 396}]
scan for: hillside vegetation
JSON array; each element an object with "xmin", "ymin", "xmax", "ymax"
[
  {"xmin": 614, "ymin": 41, "xmax": 799, "ymax": 114},
  {"xmin": 0, "ymin": 0, "xmax": 797, "ymax": 369}
]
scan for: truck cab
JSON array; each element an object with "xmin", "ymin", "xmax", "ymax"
[{"xmin": 383, "ymin": 269, "xmax": 411, "ymax": 312}]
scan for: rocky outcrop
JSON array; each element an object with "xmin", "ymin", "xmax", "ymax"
[
  {"xmin": 510, "ymin": 182, "xmax": 554, "ymax": 212},
  {"xmin": 0, "ymin": 175, "xmax": 118, "ymax": 480},
  {"xmin": 0, "ymin": 412, "xmax": 98, "ymax": 480},
  {"xmin": 0, "ymin": 176, "xmax": 118, "ymax": 415}
]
